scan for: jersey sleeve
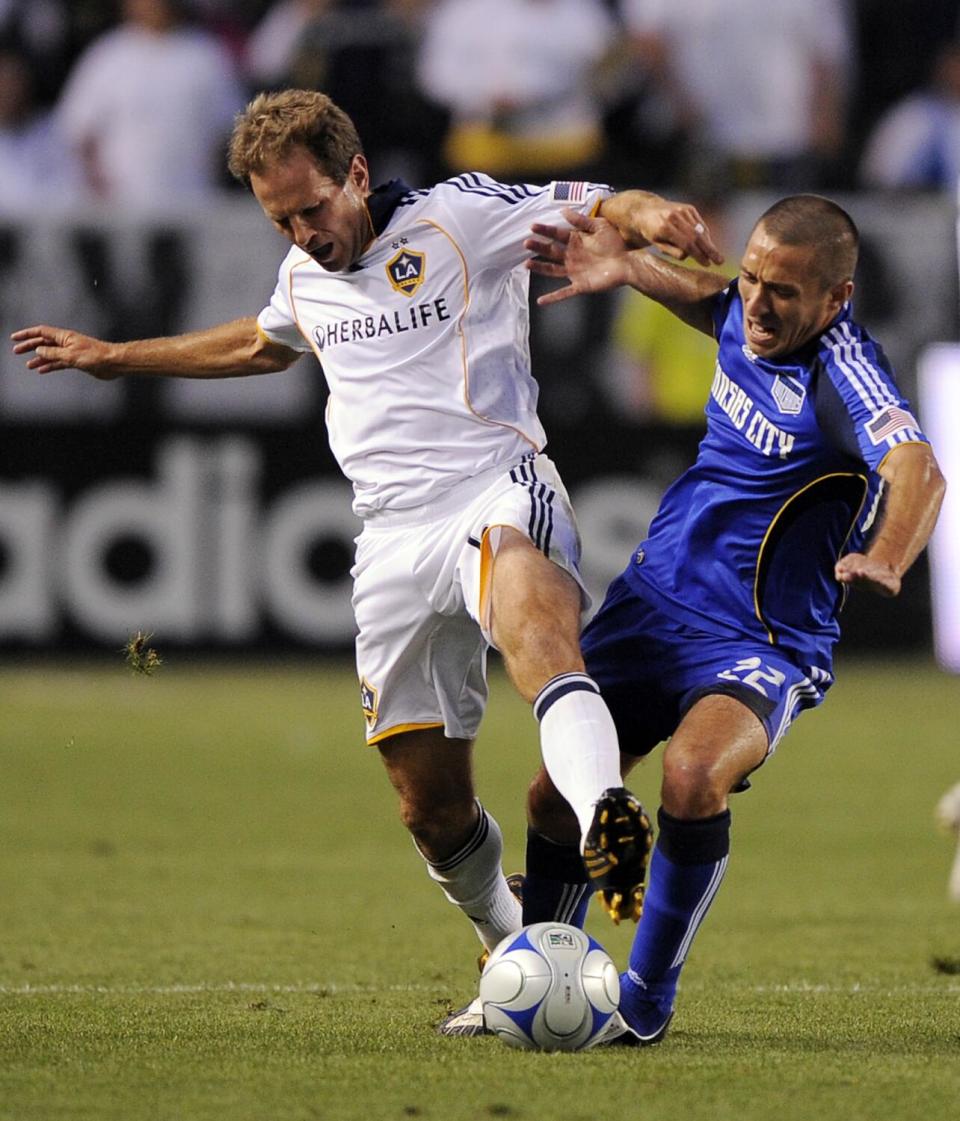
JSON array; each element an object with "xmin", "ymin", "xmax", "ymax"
[
  {"xmin": 256, "ymin": 253, "xmax": 314, "ymax": 353},
  {"xmin": 819, "ymin": 319, "xmax": 929, "ymax": 470},
  {"xmin": 438, "ymin": 174, "xmax": 612, "ymax": 274}
]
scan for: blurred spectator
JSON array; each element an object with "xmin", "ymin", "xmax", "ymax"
[
  {"xmin": 600, "ymin": 201, "xmax": 730, "ymax": 431},
  {"xmin": 848, "ymin": 0, "xmax": 960, "ymax": 170},
  {"xmin": 416, "ymin": 0, "xmax": 616, "ymax": 178},
  {"xmin": 189, "ymin": 0, "xmax": 268, "ymax": 60},
  {"xmin": 55, "ymin": 0, "xmax": 245, "ymax": 207},
  {"xmin": 620, "ymin": 0, "xmax": 852, "ymax": 191},
  {"xmin": 0, "ymin": 45, "xmax": 80, "ymax": 209},
  {"xmin": 859, "ymin": 41, "xmax": 960, "ymax": 190},
  {"xmin": 245, "ymin": 0, "xmax": 332, "ymax": 88},
  {"xmin": 0, "ymin": 0, "xmax": 70, "ymax": 103},
  {"xmin": 604, "ymin": 282, "xmax": 717, "ymax": 429},
  {"xmin": 246, "ymin": 1, "xmax": 438, "ymax": 182}
]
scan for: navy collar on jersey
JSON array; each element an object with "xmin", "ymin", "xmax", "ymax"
[{"xmin": 365, "ymin": 179, "xmax": 414, "ymax": 236}]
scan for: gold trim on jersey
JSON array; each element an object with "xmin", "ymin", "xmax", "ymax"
[
  {"xmin": 418, "ymin": 217, "xmax": 542, "ymax": 452},
  {"xmin": 753, "ymin": 471, "xmax": 868, "ymax": 644},
  {"xmin": 877, "ymin": 438, "xmax": 930, "ymax": 472},
  {"xmin": 367, "ymin": 721, "xmax": 445, "ymax": 746}
]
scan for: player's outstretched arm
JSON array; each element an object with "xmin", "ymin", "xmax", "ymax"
[
  {"xmin": 835, "ymin": 442, "xmax": 946, "ymax": 597},
  {"xmin": 526, "ymin": 209, "xmax": 728, "ymax": 334},
  {"xmin": 598, "ymin": 189, "xmax": 723, "ymax": 266},
  {"xmin": 10, "ymin": 317, "xmax": 299, "ymax": 379}
]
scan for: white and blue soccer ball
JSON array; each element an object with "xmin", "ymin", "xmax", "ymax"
[{"xmin": 479, "ymin": 922, "xmax": 620, "ymax": 1051}]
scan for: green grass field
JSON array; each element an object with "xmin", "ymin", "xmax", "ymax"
[{"xmin": 1, "ymin": 658, "xmax": 958, "ymax": 1121}]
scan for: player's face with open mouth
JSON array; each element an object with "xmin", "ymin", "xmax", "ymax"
[
  {"xmin": 738, "ymin": 225, "xmax": 850, "ymax": 359},
  {"xmin": 251, "ymin": 147, "xmax": 371, "ymax": 271}
]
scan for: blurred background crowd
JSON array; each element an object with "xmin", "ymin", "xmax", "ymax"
[
  {"xmin": 2, "ymin": 0, "xmax": 959, "ymax": 660},
  {"xmin": 2, "ymin": 0, "xmax": 960, "ymax": 210}
]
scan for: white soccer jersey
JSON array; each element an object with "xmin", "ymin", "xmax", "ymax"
[{"xmin": 257, "ymin": 174, "xmax": 609, "ymax": 519}]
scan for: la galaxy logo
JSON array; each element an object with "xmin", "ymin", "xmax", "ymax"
[
  {"xmin": 771, "ymin": 374, "xmax": 806, "ymax": 415},
  {"xmin": 386, "ymin": 248, "xmax": 426, "ymax": 296},
  {"xmin": 359, "ymin": 676, "xmax": 379, "ymax": 730}
]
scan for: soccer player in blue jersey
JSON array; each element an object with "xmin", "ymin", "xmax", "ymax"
[{"xmin": 524, "ymin": 195, "xmax": 946, "ymax": 1045}]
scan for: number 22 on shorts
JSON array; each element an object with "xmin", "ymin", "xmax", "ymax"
[{"xmin": 716, "ymin": 656, "xmax": 786, "ymax": 697}]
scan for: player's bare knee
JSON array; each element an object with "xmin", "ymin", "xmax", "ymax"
[{"xmin": 661, "ymin": 747, "xmax": 733, "ymax": 818}]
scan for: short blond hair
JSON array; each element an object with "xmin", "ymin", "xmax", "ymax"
[{"xmin": 228, "ymin": 89, "xmax": 363, "ymax": 187}]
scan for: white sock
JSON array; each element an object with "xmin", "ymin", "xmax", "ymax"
[
  {"xmin": 422, "ymin": 802, "xmax": 522, "ymax": 951},
  {"xmin": 534, "ymin": 673, "xmax": 623, "ymax": 848}
]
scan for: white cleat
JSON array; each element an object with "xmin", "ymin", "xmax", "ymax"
[
  {"xmin": 436, "ymin": 995, "xmax": 488, "ymax": 1037},
  {"xmin": 586, "ymin": 1008, "xmax": 674, "ymax": 1048}
]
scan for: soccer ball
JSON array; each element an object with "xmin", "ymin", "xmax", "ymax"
[{"xmin": 479, "ymin": 922, "xmax": 620, "ymax": 1051}]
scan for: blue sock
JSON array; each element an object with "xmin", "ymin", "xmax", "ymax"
[
  {"xmin": 621, "ymin": 807, "xmax": 730, "ymax": 1030},
  {"xmin": 522, "ymin": 827, "xmax": 591, "ymax": 927}
]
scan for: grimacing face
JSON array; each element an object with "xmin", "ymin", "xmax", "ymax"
[
  {"xmin": 738, "ymin": 223, "xmax": 853, "ymax": 358},
  {"xmin": 251, "ymin": 146, "xmax": 371, "ymax": 272}
]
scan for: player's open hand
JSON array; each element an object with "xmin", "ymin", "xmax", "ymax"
[
  {"xmin": 639, "ymin": 199, "xmax": 723, "ymax": 267},
  {"xmin": 525, "ymin": 209, "xmax": 633, "ymax": 306},
  {"xmin": 834, "ymin": 552, "xmax": 901, "ymax": 598},
  {"xmin": 10, "ymin": 324, "xmax": 117, "ymax": 378}
]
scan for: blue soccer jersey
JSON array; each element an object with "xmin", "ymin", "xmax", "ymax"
[{"xmin": 623, "ymin": 281, "xmax": 930, "ymax": 669}]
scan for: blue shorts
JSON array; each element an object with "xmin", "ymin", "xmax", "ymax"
[{"xmin": 582, "ymin": 574, "xmax": 834, "ymax": 762}]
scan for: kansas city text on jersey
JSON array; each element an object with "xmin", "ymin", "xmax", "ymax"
[
  {"xmin": 710, "ymin": 363, "xmax": 796, "ymax": 459},
  {"xmin": 623, "ymin": 281, "xmax": 931, "ymax": 670}
]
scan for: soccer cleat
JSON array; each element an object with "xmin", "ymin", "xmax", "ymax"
[
  {"xmin": 504, "ymin": 871, "xmax": 525, "ymax": 905},
  {"xmin": 437, "ymin": 995, "xmax": 487, "ymax": 1037},
  {"xmin": 587, "ymin": 1007, "xmax": 673, "ymax": 1048},
  {"xmin": 438, "ymin": 873, "xmax": 525, "ymax": 1037},
  {"xmin": 582, "ymin": 787, "xmax": 654, "ymax": 924}
]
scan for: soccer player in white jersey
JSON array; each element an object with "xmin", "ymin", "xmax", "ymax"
[{"xmin": 11, "ymin": 89, "xmax": 722, "ymax": 1035}]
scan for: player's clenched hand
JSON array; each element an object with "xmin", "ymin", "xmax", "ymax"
[
  {"xmin": 834, "ymin": 552, "xmax": 901, "ymax": 598},
  {"xmin": 10, "ymin": 324, "xmax": 118, "ymax": 378},
  {"xmin": 525, "ymin": 209, "xmax": 633, "ymax": 306}
]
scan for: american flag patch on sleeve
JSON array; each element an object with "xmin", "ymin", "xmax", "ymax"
[
  {"xmin": 551, "ymin": 181, "xmax": 588, "ymax": 204},
  {"xmin": 865, "ymin": 405, "xmax": 920, "ymax": 445}
]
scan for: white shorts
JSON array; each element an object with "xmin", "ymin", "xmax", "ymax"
[{"xmin": 352, "ymin": 453, "xmax": 587, "ymax": 745}]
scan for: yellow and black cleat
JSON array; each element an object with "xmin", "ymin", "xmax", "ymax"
[
  {"xmin": 583, "ymin": 788, "xmax": 654, "ymax": 925},
  {"xmin": 596, "ymin": 884, "xmax": 646, "ymax": 925}
]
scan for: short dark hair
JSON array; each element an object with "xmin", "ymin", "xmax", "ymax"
[
  {"xmin": 753, "ymin": 195, "xmax": 859, "ymax": 288},
  {"xmin": 228, "ymin": 89, "xmax": 363, "ymax": 188}
]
